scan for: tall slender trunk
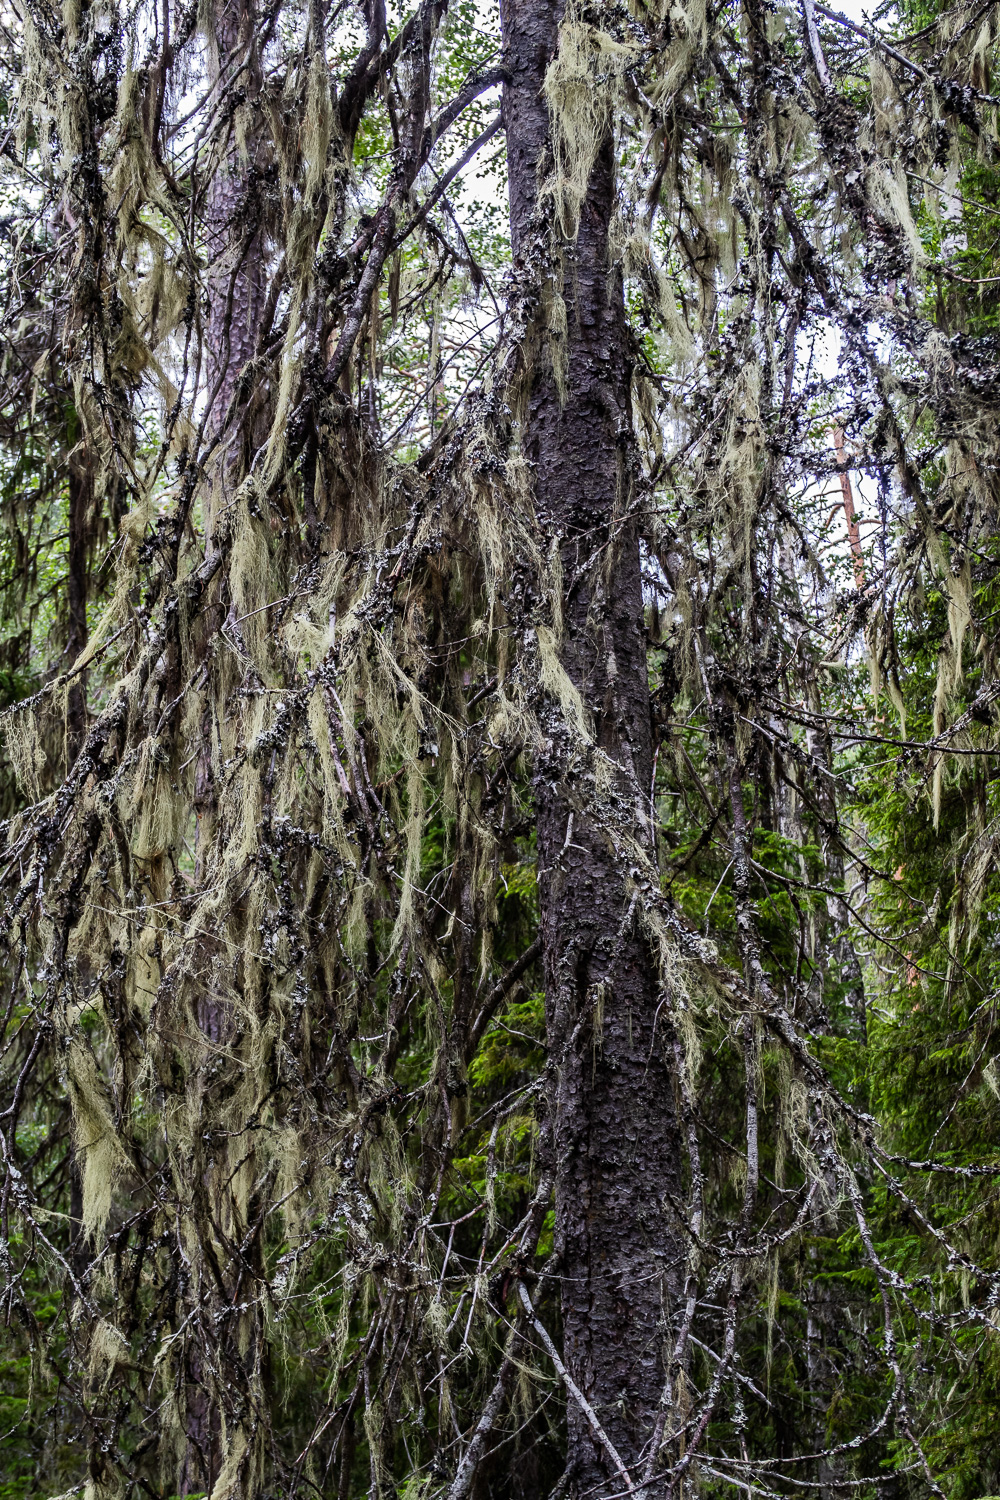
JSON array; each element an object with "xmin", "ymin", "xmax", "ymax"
[
  {"xmin": 195, "ymin": 0, "xmax": 265, "ymax": 865},
  {"xmin": 184, "ymin": 6, "xmax": 267, "ymax": 1488},
  {"xmin": 65, "ymin": 438, "xmax": 90, "ymax": 763},
  {"xmin": 65, "ymin": 447, "xmax": 88, "ymax": 1269},
  {"xmin": 501, "ymin": 4, "xmax": 682, "ymax": 1493},
  {"xmin": 205, "ymin": 0, "xmax": 266, "ymax": 465}
]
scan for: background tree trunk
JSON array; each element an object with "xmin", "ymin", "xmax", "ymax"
[
  {"xmin": 205, "ymin": 0, "xmax": 266, "ymax": 464},
  {"xmin": 501, "ymin": 3, "xmax": 682, "ymax": 1491},
  {"xmin": 65, "ymin": 442, "xmax": 90, "ymax": 762}
]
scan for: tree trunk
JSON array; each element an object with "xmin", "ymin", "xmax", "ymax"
[
  {"xmin": 65, "ymin": 442, "xmax": 90, "ymax": 763},
  {"xmin": 501, "ymin": 3, "xmax": 682, "ymax": 1493},
  {"xmin": 184, "ymin": 7, "xmax": 268, "ymax": 1488},
  {"xmin": 195, "ymin": 0, "xmax": 266, "ymax": 881},
  {"xmin": 205, "ymin": 0, "xmax": 266, "ymax": 464}
]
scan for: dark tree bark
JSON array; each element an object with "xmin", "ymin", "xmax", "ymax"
[
  {"xmin": 64, "ymin": 450, "xmax": 89, "ymax": 1275},
  {"xmin": 205, "ymin": 0, "xmax": 267, "ymax": 463},
  {"xmin": 194, "ymin": 0, "xmax": 267, "ymax": 878},
  {"xmin": 501, "ymin": 3, "xmax": 682, "ymax": 1492},
  {"xmin": 65, "ymin": 444, "xmax": 90, "ymax": 762},
  {"xmin": 183, "ymin": 20, "xmax": 269, "ymax": 1486}
]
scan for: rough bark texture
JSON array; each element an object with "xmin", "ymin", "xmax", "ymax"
[
  {"xmin": 205, "ymin": 0, "xmax": 266, "ymax": 460},
  {"xmin": 65, "ymin": 447, "xmax": 90, "ymax": 761},
  {"xmin": 501, "ymin": 3, "xmax": 682, "ymax": 1492}
]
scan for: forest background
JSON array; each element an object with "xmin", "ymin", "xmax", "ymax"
[{"xmin": 2, "ymin": 0, "xmax": 1000, "ymax": 1497}]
